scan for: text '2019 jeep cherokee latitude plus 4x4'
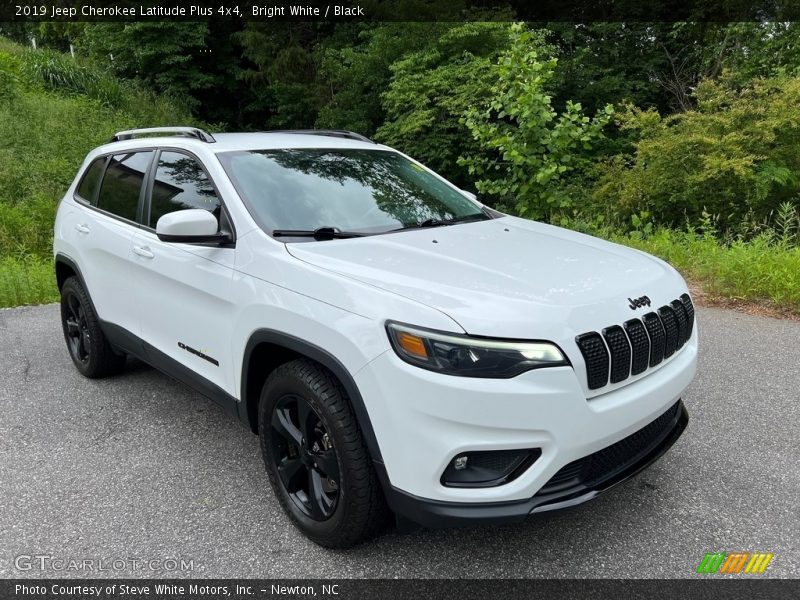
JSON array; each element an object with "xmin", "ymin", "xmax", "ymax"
[{"xmin": 54, "ymin": 127, "xmax": 697, "ymax": 547}]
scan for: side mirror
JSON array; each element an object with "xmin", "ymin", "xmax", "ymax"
[
  {"xmin": 460, "ymin": 189, "xmax": 478, "ymax": 202},
  {"xmin": 156, "ymin": 209, "xmax": 230, "ymax": 244}
]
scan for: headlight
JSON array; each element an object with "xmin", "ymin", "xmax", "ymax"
[{"xmin": 386, "ymin": 321, "xmax": 569, "ymax": 378}]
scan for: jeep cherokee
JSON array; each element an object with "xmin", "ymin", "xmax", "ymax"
[{"xmin": 53, "ymin": 127, "xmax": 697, "ymax": 547}]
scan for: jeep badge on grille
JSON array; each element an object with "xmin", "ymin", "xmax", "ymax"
[{"xmin": 628, "ymin": 295, "xmax": 651, "ymax": 310}]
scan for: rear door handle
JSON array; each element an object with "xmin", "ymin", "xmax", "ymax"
[
  {"xmin": 75, "ymin": 224, "xmax": 90, "ymax": 234},
  {"xmin": 133, "ymin": 245, "xmax": 154, "ymax": 259}
]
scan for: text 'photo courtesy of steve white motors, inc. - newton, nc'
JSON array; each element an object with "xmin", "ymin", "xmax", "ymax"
[
  {"xmin": 18, "ymin": 4, "xmax": 366, "ymax": 18},
  {"xmin": 14, "ymin": 583, "xmax": 337, "ymax": 597}
]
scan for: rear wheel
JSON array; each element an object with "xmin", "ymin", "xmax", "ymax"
[
  {"xmin": 60, "ymin": 276, "xmax": 126, "ymax": 378},
  {"xmin": 259, "ymin": 358, "xmax": 388, "ymax": 547}
]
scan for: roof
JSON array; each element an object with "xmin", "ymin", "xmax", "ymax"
[{"xmin": 210, "ymin": 132, "xmax": 386, "ymax": 153}]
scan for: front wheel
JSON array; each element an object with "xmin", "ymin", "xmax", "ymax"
[{"xmin": 258, "ymin": 359, "xmax": 388, "ymax": 547}]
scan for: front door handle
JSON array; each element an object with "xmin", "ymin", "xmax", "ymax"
[
  {"xmin": 133, "ymin": 245, "xmax": 155, "ymax": 259},
  {"xmin": 75, "ymin": 224, "xmax": 90, "ymax": 234}
]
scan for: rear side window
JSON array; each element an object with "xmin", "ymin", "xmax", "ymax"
[
  {"xmin": 97, "ymin": 151, "xmax": 153, "ymax": 222},
  {"xmin": 149, "ymin": 151, "xmax": 221, "ymax": 228},
  {"xmin": 75, "ymin": 157, "xmax": 106, "ymax": 204}
]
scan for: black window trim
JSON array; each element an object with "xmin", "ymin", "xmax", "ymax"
[{"xmin": 71, "ymin": 147, "xmax": 236, "ymax": 247}]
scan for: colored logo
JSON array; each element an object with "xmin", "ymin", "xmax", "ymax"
[{"xmin": 697, "ymin": 552, "xmax": 774, "ymax": 574}]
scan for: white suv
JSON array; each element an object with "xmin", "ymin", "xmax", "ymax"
[{"xmin": 54, "ymin": 127, "xmax": 697, "ymax": 547}]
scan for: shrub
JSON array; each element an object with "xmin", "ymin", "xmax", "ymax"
[
  {"xmin": 592, "ymin": 75, "xmax": 800, "ymax": 230},
  {"xmin": 22, "ymin": 48, "xmax": 125, "ymax": 108}
]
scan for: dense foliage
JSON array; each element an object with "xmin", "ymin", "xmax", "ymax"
[{"xmin": 1, "ymin": 18, "xmax": 800, "ymax": 309}]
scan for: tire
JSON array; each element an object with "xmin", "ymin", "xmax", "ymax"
[
  {"xmin": 258, "ymin": 358, "xmax": 389, "ymax": 547},
  {"xmin": 60, "ymin": 276, "xmax": 126, "ymax": 378}
]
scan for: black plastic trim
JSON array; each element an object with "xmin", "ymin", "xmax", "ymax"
[
  {"xmin": 100, "ymin": 320, "xmax": 238, "ymax": 418},
  {"xmin": 240, "ymin": 329, "xmax": 383, "ymax": 463},
  {"xmin": 156, "ymin": 232, "xmax": 234, "ymax": 244},
  {"xmin": 378, "ymin": 401, "xmax": 688, "ymax": 528},
  {"xmin": 54, "ymin": 254, "xmax": 101, "ymax": 322}
]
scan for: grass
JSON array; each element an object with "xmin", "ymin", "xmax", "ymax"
[
  {"xmin": 0, "ymin": 36, "xmax": 196, "ymax": 309},
  {"xmin": 609, "ymin": 229, "xmax": 800, "ymax": 313},
  {"xmin": 0, "ymin": 257, "xmax": 58, "ymax": 308}
]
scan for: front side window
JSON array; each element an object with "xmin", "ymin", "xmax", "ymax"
[
  {"xmin": 75, "ymin": 157, "xmax": 106, "ymax": 204},
  {"xmin": 217, "ymin": 149, "xmax": 485, "ymax": 236},
  {"xmin": 149, "ymin": 151, "xmax": 221, "ymax": 228},
  {"xmin": 96, "ymin": 151, "xmax": 153, "ymax": 222}
]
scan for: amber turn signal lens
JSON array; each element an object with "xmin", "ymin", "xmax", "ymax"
[{"xmin": 396, "ymin": 331, "xmax": 428, "ymax": 359}]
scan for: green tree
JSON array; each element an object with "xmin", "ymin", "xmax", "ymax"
[
  {"xmin": 81, "ymin": 22, "xmax": 245, "ymax": 123},
  {"xmin": 375, "ymin": 21, "xmax": 518, "ymax": 186},
  {"xmin": 315, "ymin": 22, "xmax": 451, "ymax": 135},
  {"xmin": 460, "ymin": 24, "xmax": 613, "ymax": 219}
]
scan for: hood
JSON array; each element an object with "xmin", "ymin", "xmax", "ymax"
[{"xmin": 285, "ymin": 215, "xmax": 686, "ymax": 339}]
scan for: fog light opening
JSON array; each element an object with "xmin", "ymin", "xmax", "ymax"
[{"xmin": 441, "ymin": 448, "xmax": 541, "ymax": 488}]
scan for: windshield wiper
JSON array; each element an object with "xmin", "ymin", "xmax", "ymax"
[
  {"xmin": 391, "ymin": 213, "xmax": 490, "ymax": 233},
  {"xmin": 272, "ymin": 226, "xmax": 367, "ymax": 241}
]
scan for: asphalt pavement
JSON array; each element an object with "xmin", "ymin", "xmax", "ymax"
[{"xmin": 0, "ymin": 304, "xmax": 798, "ymax": 578}]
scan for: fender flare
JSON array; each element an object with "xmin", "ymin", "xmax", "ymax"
[{"xmin": 240, "ymin": 329, "xmax": 384, "ymax": 464}]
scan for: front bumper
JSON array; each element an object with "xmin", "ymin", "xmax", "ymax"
[
  {"xmin": 354, "ymin": 327, "xmax": 697, "ymax": 510},
  {"xmin": 377, "ymin": 400, "xmax": 688, "ymax": 528}
]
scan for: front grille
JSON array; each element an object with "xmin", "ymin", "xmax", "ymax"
[
  {"xmin": 659, "ymin": 306, "xmax": 679, "ymax": 358},
  {"xmin": 642, "ymin": 312, "xmax": 666, "ymax": 367},
  {"xmin": 603, "ymin": 325, "xmax": 631, "ymax": 384},
  {"xmin": 575, "ymin": 332, "xmax": 609, "ymax": 390},
  {"xmin": 536, "ymin": 401, "xmax": 682, "ymax": 496},
  {"xmin": 576, "ymin": 295, "xmax": 694, "ymax": 391},
  {"xmin": 623, "ymin": 319, "xmax": 650, "ymax": 376}
]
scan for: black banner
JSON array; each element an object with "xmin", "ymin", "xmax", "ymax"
[
  {"xmin": 2, "ymin": 579, "xmax": 800, "ymax": 600},
  {"xmin": 3, "ymin": 0, "xmax": 800, "ymax": 22}
]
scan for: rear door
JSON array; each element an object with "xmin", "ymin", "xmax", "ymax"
[
  {"xmin": 130, "ymin": 149, "xmax": 237, "ymax": 396},
  {"xmin": 68, "ymin": 151, "xmax": 154, "ymax": 337}
]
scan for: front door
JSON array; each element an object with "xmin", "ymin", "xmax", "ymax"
[{"xmin": 130, "ymin": 150, "xmax": 237, "ymax": 396}]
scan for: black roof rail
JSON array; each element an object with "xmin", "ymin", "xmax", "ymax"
[
  {"xmin": 110, "ymin": 127, "xmax": 216, "ymax": 143},
  {"xmin": 266, "ymin": 129, "xmax": 375, "ymax": 144}
]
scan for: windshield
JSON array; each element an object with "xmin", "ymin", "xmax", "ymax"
[{"xmin": 217, "ymin": 148, "xmax": 486, "ymax": 236}]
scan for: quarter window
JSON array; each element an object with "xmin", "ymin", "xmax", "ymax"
[
  {"xmin": 149, "ymin": 151, "xmax": 221, "ymax": 228},
  {"xmin": 75, "ymin": 157, "xmax": 106, "ymax": 204},
  {"xmin": 96, "ymin": 152, "xmax": 153, "ymax": 222}
]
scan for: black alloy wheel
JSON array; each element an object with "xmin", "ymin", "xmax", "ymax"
[
  {"xmin": 269, "ymin": 393, "xmax": 341, "ymax": 520},
  {"xmin": 63, "ymin": 289, "xmax": 91, "ymax": 365},
  {"xmin": 258, "ymin": 358, "xmax": 389, "ymax": 547}
]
